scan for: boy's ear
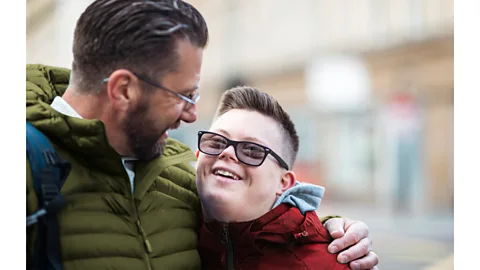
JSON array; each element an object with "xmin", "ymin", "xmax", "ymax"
[{"xmin": 276, "ymin": 170, "xmax": 297, "ymax": 196}]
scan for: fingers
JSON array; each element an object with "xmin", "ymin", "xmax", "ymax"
[
  {"xmin": 348, "ymin": 251, "xmax": 379, "ymax": 270},
  {"xmin": 325, "ymin": 218, "xmax": 347, "ymax": 253},
  {"xmin": 338, "ymin": 237, "xmax": 372, "ymax": 263},
  {"xmin": 329, "ymin": 220, "xmax": 369, "ymax": 254},
  {"xmin": 324, "ymin": 218, "xmax": 346, "ymax": 240}
]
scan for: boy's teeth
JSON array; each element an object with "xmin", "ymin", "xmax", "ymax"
[{"xmin": 215, "ymin": 169, "xmax": 239, "ymax": 180}]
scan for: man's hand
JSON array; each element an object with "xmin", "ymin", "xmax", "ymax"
[{"xmin": 324, "ymin": 217, "xmax": 379, "ymax": 270}]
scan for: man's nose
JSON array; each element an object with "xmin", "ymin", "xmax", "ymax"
[{"xmin": 180, "ymin": 103, "xmax": 197, "ymax": 123}]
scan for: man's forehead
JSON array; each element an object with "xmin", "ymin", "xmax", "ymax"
[{"xmin": 161, "ymin": 40, "xmax": 203, "ymax": 89}]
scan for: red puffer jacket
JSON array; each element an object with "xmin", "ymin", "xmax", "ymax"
[{"xmin": 198, "ymin": 203, "xmax": 349, "ymax": 270}]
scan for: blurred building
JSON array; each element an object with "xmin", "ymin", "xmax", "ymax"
[
  {"xmin": 193, "ymin": 0, "xmax": 453, "ymax": 215},
  {"xmin": 27, "ymin": 0, "xmax": 453, "ymax": 215}
]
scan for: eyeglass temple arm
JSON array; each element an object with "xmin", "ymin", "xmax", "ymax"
[{"xmin": 269, "ymin": 150, "xmax": 289, "ymax": 170}]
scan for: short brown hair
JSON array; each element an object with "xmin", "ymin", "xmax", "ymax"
[
  {"xmin": 214, "ymin": 86, "xmax": 299, "ymax": 169},
  {"xmin": 71, "ymin": 0, "xmax": 208, "ymax": 93}
]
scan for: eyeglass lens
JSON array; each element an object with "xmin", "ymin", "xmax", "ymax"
[{"xmin": 199, "ymin": 133, "xmax": 267, "ymax": 166}]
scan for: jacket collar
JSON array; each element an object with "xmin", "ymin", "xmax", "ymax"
[{"xmin": 201, "ymin": 204, "xmax": 333, "ymax": 261}]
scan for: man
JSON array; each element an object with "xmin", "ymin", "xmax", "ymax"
[{"xmin": 26, "ymin": 0, "xmax": 379, "ymax": 269}]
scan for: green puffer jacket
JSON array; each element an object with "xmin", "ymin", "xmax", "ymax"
[{"xmin": 26, "ymin": 64, "xmax": 202, "ymax": 269}]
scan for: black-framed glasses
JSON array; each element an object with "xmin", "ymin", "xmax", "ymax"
[
  {"xmin": 102, "ymin": 72, "xmax": 200, "ymax": 106},
  {"xmin": 197, "ymin": 131, "xmax": 289, "ymax": 170}
]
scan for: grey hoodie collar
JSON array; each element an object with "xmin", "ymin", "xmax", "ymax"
[{"xmin": 272, "ymin": 181, "xmax": 325, "ymax": 215}]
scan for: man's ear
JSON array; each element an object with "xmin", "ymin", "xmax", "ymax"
[
  {"xmin": 276, "ymin": 170, "xmax": 297, "ymax": 196},
  {"xmin": 105, "ymin": 69, "xmax": 140, "ymax": 111}
]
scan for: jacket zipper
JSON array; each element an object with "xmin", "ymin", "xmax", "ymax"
[
  {"xmin": 135, "ymin": 219, "xmax": 153, "ymax": 270},
  {"xmin": 221, "ymin": 224, "xmax": 234, "ymax": 270},
  {"xmin": 131, "ymin": 195, "xmax": 153, "ymax": 270},
  {"xmin": 121, "ymin": 158, "xmax": 153, "ymax": 270}
]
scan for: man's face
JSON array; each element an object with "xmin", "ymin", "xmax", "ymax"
[
  {"xmin": 196, "ymin": 109, "xmax": 289, "ymax": 222},
  {"xmin": 123, "ymin": 40, "xmax": 203, "ymax": 160}
]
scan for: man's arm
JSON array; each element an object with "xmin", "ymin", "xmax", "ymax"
[{"xmin": 321, "ymin": 216, "xmax": 379, "ymax": 270}]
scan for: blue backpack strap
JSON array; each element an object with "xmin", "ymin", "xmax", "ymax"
[{"xmin": 26, "ymin": 122, "xmax": 71, "ymax": 270}]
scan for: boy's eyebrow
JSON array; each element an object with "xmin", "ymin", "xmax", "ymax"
[{"xmin": 217, "ymin": 129, "xmax": 269, "ymax": 146}]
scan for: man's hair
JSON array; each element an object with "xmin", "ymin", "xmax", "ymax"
[
  {"xmin": 71, "ymin": 0, "xmax": 208, "ymax": 93},
  {"xmin": 214, "ymin": 86, "xmax": 300, "ymax": 169}
]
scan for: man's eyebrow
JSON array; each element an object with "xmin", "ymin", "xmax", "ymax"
[{"xmin": 180, "ymin": 85, "xmax": 199, "ymax": 94}]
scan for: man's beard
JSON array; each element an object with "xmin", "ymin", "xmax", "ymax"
[{"xmin": 123, "ymin": 101, "xmax": 168, "ymax": 161}]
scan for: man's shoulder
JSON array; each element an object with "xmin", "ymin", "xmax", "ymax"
[
  {"xmin": 156, "ymin": 137, "xmax": 198, "ymax": 194},
  {"xmin": 26, "ymin": 64, "xmax": 71, "ymax": 88},
  {"xmin": 163, "ymin": 137, "xmax": 195, "ymax": 158},
  {"xmin": 26, "ymin": 64, "xmax": 71, "ymax": 79},
  {"xmin": 161, "ymin": 137, "xmax": 197, "ymax": 176},
  {"xmin": 26, "ymin": 64, "xmax": 71, "ymax": 104}
]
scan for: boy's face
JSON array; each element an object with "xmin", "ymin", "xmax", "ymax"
[{"xmin": 196, "ymin": 109, "xmax": 295, "ymax": 222}]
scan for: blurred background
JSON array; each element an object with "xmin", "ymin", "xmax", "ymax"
[{"xmin": 27, "ymin": 0, "xmax": 454, "ymax": 269}]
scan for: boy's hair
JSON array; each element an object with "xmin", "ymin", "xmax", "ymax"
[{"xmin": 214, "ymin": 86, "xmax": 299, "ymax": 169}]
